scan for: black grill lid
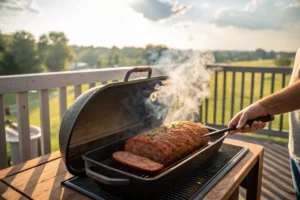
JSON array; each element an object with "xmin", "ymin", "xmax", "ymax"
[{"xmin": 59, "ymin": 68, "xmax": 168, "ymax": 175}]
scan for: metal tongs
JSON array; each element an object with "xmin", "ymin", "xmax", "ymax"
[{"xmin": 200, "ymin": 115, "xmax": 275, "ymax": 138}]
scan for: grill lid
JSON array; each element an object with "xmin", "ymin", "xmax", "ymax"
[{"xmin": 59, "ymin": 67, "xmax": 169, "ymax": 175}]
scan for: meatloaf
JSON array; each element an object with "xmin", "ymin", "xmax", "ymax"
[
  {"xmin": 124, "ymin": 121, "xmax": 209, "ymax": 165},
  {"xmin": 113, "ymin": 151, "xmax": 164, "ymax": 172}
]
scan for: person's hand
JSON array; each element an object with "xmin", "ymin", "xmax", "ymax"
[{"xmin": 228, "ymin": 102, "xmax": 268, "ymax": 134}]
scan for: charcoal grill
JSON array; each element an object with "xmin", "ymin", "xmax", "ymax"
[{"xmin": 59, "ymin": 67, "xmax": 248, "ymax": 200}]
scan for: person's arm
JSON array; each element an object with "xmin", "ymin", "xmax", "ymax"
[{"xmin": 258, "ymin": 79, "xmax": 300, "ymax": 115}]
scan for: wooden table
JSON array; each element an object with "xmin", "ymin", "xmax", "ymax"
[{"xmin": 0, "ymin": 138, "xmax": 263, "ymax": 200}]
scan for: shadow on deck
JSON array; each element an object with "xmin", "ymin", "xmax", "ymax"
[{"xmin": 228, "ymin": 134, "xmax": 296, "ymax": 200}]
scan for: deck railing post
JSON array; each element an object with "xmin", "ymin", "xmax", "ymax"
[
  {"xmin": 0, "ymin": 95, "xmax": 8, "ymax": 169},
  {"xmin": 59, "ymin": 87, "xmax": 67, "ymax": 123},
  {"xmin": 16, "ymin": 92, "xmax": 31, "ymax": 162},
  {"xmin": 39, "ymin": 89, "xmax": 51, "ymax": 155}
]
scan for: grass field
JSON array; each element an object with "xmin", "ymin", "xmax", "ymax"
[
  {"xmin": 4, "ymin": 59, "xmax": 293, "ymax": 163},
  {"xmin": 227, "ymin": 58, "xmax": 294, "ymax": 67}
]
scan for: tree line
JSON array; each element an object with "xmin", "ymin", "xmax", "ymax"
[
  {"xmin": 0, "ymin": 31, "xmax": 73, "ymax": 75},
  {"xmin": 214, "ymin": 49, "xmax": 294, "ymax": 66},
  {"xmin": 0, "ymin": 30, "xmax": 295, "ymax": 76}
]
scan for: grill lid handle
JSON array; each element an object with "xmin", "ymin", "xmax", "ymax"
[
  {"xmin": 86, "ymin": 167, "xmax": 130, "ymax": 186},
  {"xmin": 124, "ymin": 67, "xmax": 152, "ymax": 81}
]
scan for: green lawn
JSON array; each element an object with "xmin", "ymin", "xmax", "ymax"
[
  {"xmin": 228, "ymin": 59, "xmax": 277, "ymax": 67},
  {"xmin": 227, "ymin": 58, "xmax": 294, "ymax": 67},
  {"xmin": 4, "ymin": 59, "xmax": 292, "ymax": 163}
]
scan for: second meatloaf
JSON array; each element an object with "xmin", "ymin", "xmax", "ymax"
[{"xmin": 124, "ymin": 121, "xmax": 209, "ymax": 165}]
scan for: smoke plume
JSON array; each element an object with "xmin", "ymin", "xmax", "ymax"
[{"xmin": 148, "ymin": 49, "xmax": 214, "ymax": 123}]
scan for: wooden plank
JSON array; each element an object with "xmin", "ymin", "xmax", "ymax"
[
  {"xmin": 262, "ymin": 177, "xmax": 295, "ymax": 200},
  {"xmin": 39, "ymin": 89, "xmax": 51, "ymax": 155},
  {"xmin": 1, "ymin": 181, "xmax": 28, "ymax": 200},
  {"xmin": 240, "ymin": 72, "xmax": 245, "ymax": 110},
  {"xmin": 0, "ymin": 151, "xmax": 61, "ymax": 179},
  {"xmin": 89, "ymin": 83, "xmax": 96, "ymax": 89},
  {"xmin": 203, "ymin": 138, "xmax": 264, "ymax": 200},
  {"xmin": 3, "ymin": 159, "xmax": 68, "ymax": 191},
  {"xmin": 0, "ymin": 180, "xmax": 8, "ymax": 194},
  {"xmin": 250, "ymin": 72, "xmax": 255, "ymax": 104},
  {"xmin": 230, "ymin": 72, "xmax": 236, "ymax": 119},
  {"xmin": 0, "ymin": 67, "xmax": 163, "ymax": 95},
  {"xmin": 2, "ymin": 158, "xmax": 77, "ymax": 200},
  {"xmin": 74, "ymin": 85, "xmax": 82, "ymax": 100},
  {"xmin": 16, "ymin": 92, "xmax": 31, "ymax": 162},
  {"xmin": 213, "ymin": 71, "xmax": 218, "ymax": 124},
  {"xmin": 59, "ymin": 87, "xmax": 67, "ymax": 123},
  {"xmin": 0, "ymin": 187, "xmax": 28, "ymax": 199},
  {"xmin": 222, "ymin": 71, "xmax": 227, "ymax": 124},
  {"xmin": 0, "ymin": 95, "xmax": 8, "ymax": 169}
]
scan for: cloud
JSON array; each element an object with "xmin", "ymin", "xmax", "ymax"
[
  {"xmin": 173, "ymin": 21, "xmax": 193, "ymax": 29},
  {"xmin": 128, "ymin": 0, "xmax": 189, "ymax": 21},
  {"xmin": 212, "ymin": 0, "xmax": 300, "ymax": 30},
  {"xmin": 0, "ymin": 0, "xmax": 40, "ymax": 13}
]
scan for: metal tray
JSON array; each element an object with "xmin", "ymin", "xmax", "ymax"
[{"xmin": 82, "ymin": 125, "xmax": 226, "ymax": 200}]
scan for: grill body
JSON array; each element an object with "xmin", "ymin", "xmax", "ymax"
[{"xmin": 63, "ymin": 143, "xmax": 248, "ymax": 200}]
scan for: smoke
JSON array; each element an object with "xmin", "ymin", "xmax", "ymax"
[{"xmin": 147, "ymin": 49, "xmax": 214, "ymax": 123}]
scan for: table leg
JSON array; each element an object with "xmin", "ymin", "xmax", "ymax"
[{"xmin": 245, "ymin": 150, "xmax": 264, "ymax": 200}]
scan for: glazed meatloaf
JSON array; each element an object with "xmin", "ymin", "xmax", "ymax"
[{"xmin": 124, "ymin": 121, "xmax": 209, "ymax": 165}]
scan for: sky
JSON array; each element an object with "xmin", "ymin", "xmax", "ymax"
[{"xmin": 0, "ymin": 0, "xmax": 299, "ymax": 51}]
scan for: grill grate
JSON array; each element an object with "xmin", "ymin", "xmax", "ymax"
[
  {"xmin": 159, "ymin": 144, "xmax": 242, "ymax": 200},
  {"xmin": 62, "ymin": 143, "xmax": 247, "ymax": 200},
  {"xmin": 65, "ymin": 176, "xmax": 121, "ymax": 200}
]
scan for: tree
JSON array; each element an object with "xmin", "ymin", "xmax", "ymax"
[
  {"xmin": 45, "ymin": 32, "xmax": 73, "ymax": 71},
  {"xmin": 38, "ymin": 34, "xmax": 49, "ymax": 63},
  {"xmin": 0, "ymin": 31, "xmax": 42, "ymax": 75},
  {"xmin": 107, "ymin": 55, "xmax": 113, "ymax": 67},
  {"xmin": 96, "ymin": 58, "xmax": 102, "ymax": 68},
  {"xmin": 274, "ymin": 57, "xmax": 291, "ymax": 67},
  {"xmin": 114, "ymin": 54, "xmax": 119, "ymax": 66},
  {"xmin": 144, "ymin": 44, "xmax": 168, "ymax": 65},
  {"xmin": 254, "ymin": 48, "xmax": 266, "ymax": 59},
  {"xmin": 78, "ymin": 48, "xmax": 99, "ymax": 67}
]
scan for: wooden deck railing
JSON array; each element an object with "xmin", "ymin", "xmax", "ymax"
[
  {"xmin": 202, "ymin": 65, "xmax": 292, "ymax": 138},
  {"xmin": 0, "ymin": 67, "xmax": 162, "ymax": 169},
  {"xmin": 0, "ymin": 65, "xmax": 292, "ymax": 169}
]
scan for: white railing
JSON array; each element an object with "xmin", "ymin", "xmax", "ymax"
[{"xmin": 0, "ymin": 66, "xmax": 162, "ymax": 169}]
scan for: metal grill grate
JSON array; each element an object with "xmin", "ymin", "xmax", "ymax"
[
  {"xmin": 63, "ymin": 176, "xmax": 121, "ymax": 200},
  {"xmin": 62, "ymin": 143, "xmax": 247, "ymax": 200},
  {"xmin": 159, "ymin": 144, "xmax": 243, "ymax": 200}
]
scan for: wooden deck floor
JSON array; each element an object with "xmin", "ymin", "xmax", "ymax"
[{"xmin": 229, "ymin": 134, "xmax": 296, "ymax": 200}]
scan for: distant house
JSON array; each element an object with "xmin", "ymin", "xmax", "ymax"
[{"xmin": 69, "ymin": 62, "xmax": 93, "ymax": 71}]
